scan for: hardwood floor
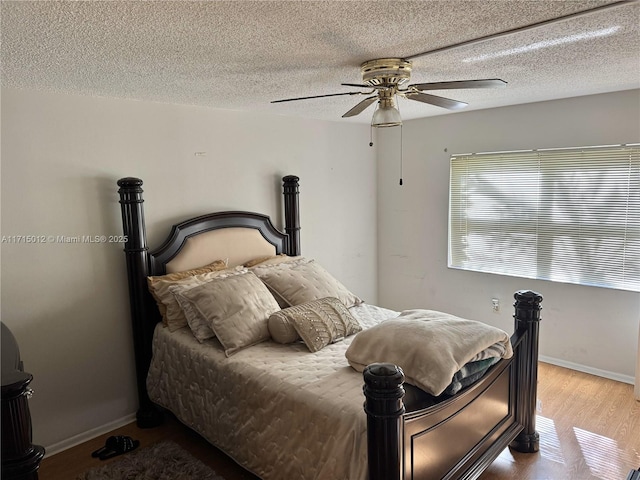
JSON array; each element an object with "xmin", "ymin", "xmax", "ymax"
[
  {"xmin": 38, "ymin": 413, "xmax": 259, "ymax": 480},
  {"xmin": 480, "ymin": 363, "xmax": 639, "ymax": 480},
  {"xmin": 39, "ymin": 362, "xmax": 639, "ymax": 480}
]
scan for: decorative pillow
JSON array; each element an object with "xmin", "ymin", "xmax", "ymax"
[
  {"xmin": 168, "ymin": 266, "xmax": 248, "ymax": 342},
  {"xmin": 170, "ymin": 285, "xmax": 216, "ymax": 342},
  {"xmin": 149, "ymin": 265, "xmax": 243, "ymax": 332},
  {"xmin": 267, "ymin": 312, "xmax": 300, "ymax": 344},
  {"xmin": 269, "ymin": 297, "xmax": 362, "ymax": 352},
  {"xmin": 248, "ymin": 256, "xmax": 309, "ymax": 307},
  {"xmin": 147, "ymin": 260, "xmax": 228, "ymax": 330},
  {"xmin": 174, "ymin": 271, "xmax": 280, "ymax": 356},
  {"xmin": 169, "ymin": 270, "xmax": 232, "ymax": 343},
  {"xmin": 252, "ymin": 259, "xmax": 362, "ymax": 308}
]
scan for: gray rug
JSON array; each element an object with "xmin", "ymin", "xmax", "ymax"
[{"xmin": 77, "ymin": 440, "xmax": 224, "ymax": 480}]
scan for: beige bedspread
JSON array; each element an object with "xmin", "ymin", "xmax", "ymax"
[{"xmin": 147, "ymin": 303, "xmax": 397, "ymax": 480}]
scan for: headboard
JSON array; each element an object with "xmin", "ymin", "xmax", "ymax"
[{"xmin": 117, "ymin": 175, "xmax": 300, "ymax": 427}]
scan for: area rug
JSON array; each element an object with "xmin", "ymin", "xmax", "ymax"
[{"xmin": 77, "ymin": 440, "xmax": 224, "ymax": 480}]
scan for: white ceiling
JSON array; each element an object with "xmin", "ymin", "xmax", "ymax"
[{"xmin": 2, "ymin": 1, "xmax": 639, "ymax": 124}]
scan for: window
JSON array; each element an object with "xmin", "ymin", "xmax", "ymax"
[{"xmin": 449, "ymin": 144, "xmax": 639, "ymax": 292}]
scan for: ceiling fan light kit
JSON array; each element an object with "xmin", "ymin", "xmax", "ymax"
[
  {"xmin": 371, "ymin": 89, "xmax": 402, "ymax": 128},
  {"xmin": 371, "ymin": 102, "xmax": 402, "ymax": 128}
]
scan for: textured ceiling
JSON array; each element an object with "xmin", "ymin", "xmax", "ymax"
[{"xmin": 2, "ymin": 1, "xmax": 639, "ymax": 123}]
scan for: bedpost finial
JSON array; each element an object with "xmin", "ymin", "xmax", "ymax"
[
  {"xmin": 118, "ymin": 177, "xmax": 143, "ymax": 188},
  {"xmin": 118, "ymin": 178, "xmax": 144, "ymax": 205},
  {"xmin": 514, "ymin": 290, "xmax": 543, "ymax": 308},
  {"xmin": 363, "ymin": 363, "xmax": 405, "ymax": 392},
  {"xmin": 513, "ymin": 290, "xmax": 542, "ymax": 310},
  {"xmin": 513, "ymin": 290, "xmax": 543, "ymax": 324},
  {"xmin": 282, "ymin": 175, "xmax": 299, "ymax": 184},
  {"xmin": 363, "ymin": 363, "xmax": 405, "ymax": 420}
]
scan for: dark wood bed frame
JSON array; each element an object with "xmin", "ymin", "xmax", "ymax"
[{"xmin": 117, "ymin": 175, "xmax": 542, "ymax": 480}]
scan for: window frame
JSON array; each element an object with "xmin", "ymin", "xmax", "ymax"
[{"xmin": 448, "ymin": 143, "xmax": 639, "ymax": 292}]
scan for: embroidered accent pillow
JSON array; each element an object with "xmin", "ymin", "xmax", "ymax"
[{"xmin": 268, "ymin": 297, "xmax": 362, "ymax": 352}]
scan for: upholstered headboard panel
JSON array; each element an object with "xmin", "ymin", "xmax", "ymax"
[
  {"xmin": 165, "ymin": 227, "xmax": 277, "ymax": 272},
  {"xmin": 146, "ymin": 211, "xmax": 291, "ymax": 276}
]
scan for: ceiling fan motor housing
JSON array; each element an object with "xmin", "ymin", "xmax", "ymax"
[{"xmin": 361, "ymin": 58, "xmax": 412, "ymax": 87}]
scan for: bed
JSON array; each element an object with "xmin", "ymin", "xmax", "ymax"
[{"xmin": 117, "ymin": 175, "xmax": 542, "ymax": 480}]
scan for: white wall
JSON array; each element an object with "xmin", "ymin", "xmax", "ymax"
[
  {"xmin": 377, "ymin": 90, "xmax": 640, "ymax": 382},
  {"xmin": 0, "ymin": 87, "xmax": 377, "ymax": 449}
]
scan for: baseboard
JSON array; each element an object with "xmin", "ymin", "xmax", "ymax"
[
  {"xmin": 539, "ymin": 355, "xmax": 635, "ymax": 386},
  {"xmin": 43, "ymin": 413, "xmax": 137, "ymax": 457}
]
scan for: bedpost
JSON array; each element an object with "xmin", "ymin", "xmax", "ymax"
[
  {"xmin": 510, "ymin": 290, "xmax": 543, "ymax": 453},
  {"xmin": 117, "ymin": 177, "xmax": 163, "ymax": 428},
  {"xmin": 282, "ymin": 175, "xmax": 300, "ymax": 255},
  {"xmin": 363, "ymin": 363, "xmax": 405, "ymax": 480}
]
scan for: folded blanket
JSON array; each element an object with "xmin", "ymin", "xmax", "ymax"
[
  {"xmin": 345, "ymin": 309, "xmax": 513, "ymax": 396},
  {"xmin": 442, "ymin": 357, "xmax": 500, "ymax": 396}
]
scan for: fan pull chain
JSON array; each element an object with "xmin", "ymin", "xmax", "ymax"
[
  {"xmin": 369, "ymin": 124, "xmax": 373, "ymax": 147},
  {"xmin": 399, "ymin": 124, "xmax": 403, "ymax": 186}
]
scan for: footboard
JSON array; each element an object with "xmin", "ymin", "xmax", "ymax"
[{"xmin": 364, "ymin": 290, "xmax": 542, "ymax": 480}]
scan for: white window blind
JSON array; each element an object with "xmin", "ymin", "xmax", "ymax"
[{"xmin": 449, "ymin": 144, "xmax": 640, "ymax": 292}]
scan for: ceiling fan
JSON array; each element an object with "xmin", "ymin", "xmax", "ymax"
[{"xmin": 271, "ymin": 58, "xmax": 507, "ymax": 126}]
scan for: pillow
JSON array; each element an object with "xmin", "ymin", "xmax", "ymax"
[
  {"xmin": 244, "ymin": 254, "xmax": 299, "ymax": 268},
  {"xmin": 147, "ymin": 260, "xmax": 228, "ymax": 330},
  {"xmin": 170, "ymin": 285, "xmax": 216, "ymax": 342},
  {"xmin": 268, "ymin": 297, "xmax": 362, "ymax": 352},
  {"xmin": 267, "ymin": 312, "xmax": 300, "ymax": 344},
  {"xmin": 252, "ymin": 259, "xmax": 362, "ymax": 308},
  {"xmin": 149, "ymin": 265, "xmax": 244, "ymax": 332},
  {"xmin": 169, "ymin": 267, "xmax": 248, "ymax": 342},
  {"xmin": 248, "ymin": 256, "xmax": 309, "ymax": 307},
  {"xmin": 174, "ymin": 271, "xmax": 280, "ymax": 356}
]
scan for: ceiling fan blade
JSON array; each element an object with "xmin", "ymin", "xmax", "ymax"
[
  {"xmin": 342, "ymin": 96, "xmax": 378, "ymax": 117},
  {"xmin": 406, "ymin": 92, "xmax": 468, "ymax": 110},
  {"xmin": 341, "ymin": 83, "xmax": 386, "ymax": 90},
  {"xmin": 271, "ymin": 91, "xmax": 361, "ymax": 103},
  {"xmin": 408, "ymin": 79, "xmax": 507, "ymax": 91}
]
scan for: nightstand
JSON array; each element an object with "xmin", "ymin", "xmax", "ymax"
[{"xmin": 1, "ymin": 323, "xmax": 45, "ymax": 480}]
